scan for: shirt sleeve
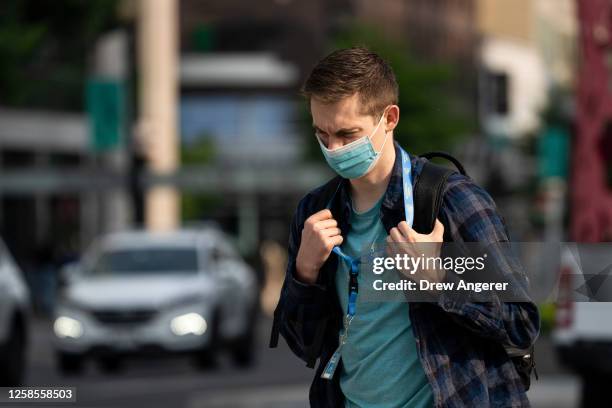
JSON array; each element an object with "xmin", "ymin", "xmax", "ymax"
[{"xmin": 271, "ymin": 197, "xmax": 334, "ymax": 367}]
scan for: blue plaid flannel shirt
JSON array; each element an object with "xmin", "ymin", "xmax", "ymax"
[{"xmin": 270, "ymin": 141, "xmax": 540, "ymax": 407}]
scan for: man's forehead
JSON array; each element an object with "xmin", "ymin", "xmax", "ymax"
[
  {"xmin": 311, "ymin": 93, "xmax": 360, "ymax": 113},
  {"xmin": 310, "ymin": 96, "xmax": 370, "ymax": 128}
]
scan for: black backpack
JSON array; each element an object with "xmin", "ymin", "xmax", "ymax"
[{"xmin": 269, "ymin": 151, "xmax": 537, "ymax": 390}]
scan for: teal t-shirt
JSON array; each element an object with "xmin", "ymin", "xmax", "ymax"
[{"xmin": 334, "ymin": 195, "xmax": 434, "ymax": 408}]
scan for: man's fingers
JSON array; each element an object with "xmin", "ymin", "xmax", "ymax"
[
  {"xmin": 389, "ymin": 227, "xmax": 406, "ymax": 243},
  {"xmin": 320, "ymin": 227, "xmax": 341, "ymax": 237},
  {"xmin": 329, "ymin": 235, "xmax": 344, "ymax": 247},
  {"xmin": 314, "ymin": 218, "xmax": 337, "ymax": 231},
  {"xmin": 308, "ymin": 209, "xmax": 333, "ymax": 224},
  {"xmin": 397, "ymin": 221, "xmax": 416, "ymax": 241}
]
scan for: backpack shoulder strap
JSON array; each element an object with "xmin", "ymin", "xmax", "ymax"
[
  {"xmin": 307, "ymin": 176, "xmax": 344, "ymax": 216},
  {"xmin": 412, "ymin": 153, "xmax": 462, "ymax": 234}
]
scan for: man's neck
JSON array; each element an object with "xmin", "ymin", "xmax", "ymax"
[{"xmin": 349, "ymin": 139, "xmax": 396, "ymax": 213}]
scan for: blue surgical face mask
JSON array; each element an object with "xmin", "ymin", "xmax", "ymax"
[{"xmin": 317, "ymin": 111, "xmax": 389, "ymax": 179}]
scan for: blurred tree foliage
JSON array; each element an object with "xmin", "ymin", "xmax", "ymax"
[
  {"xmin": 181, "ymin": 137, "xmax": 216, "ymax": 165},
  {"xmin": 0, "ymin": 0, "xmax": 120, "ymax": 110},
  {"xmin": 180, "ymin": 137, "xmax": 223, "ymax": 221},
  {"xmin": 301, "ymin": 23, "xmax": 474, "ymax": 161}
]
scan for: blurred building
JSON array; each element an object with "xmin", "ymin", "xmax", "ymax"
[
  {"xmin": 171, "ymin": 0, "xmax": 356, "ymax": 251},
  {"xmin": 475, "ymin": 0, "xmax": 576, "ymax": 240},
  {"xmin": 0, "ymin": 110, "xmax": 87, "ymax": 267},
  {"xmin": 476, "ymin": 0, "xmax": 577, "ymax": 139},
  {"xmin": 177, "ymin": 51, "xmax": 322, "ymax": 253},
  {"xmin": 176, "ymin": 0, "xmax": 357, "ymax": 170},
  {"xmin": 366, "ymin": 0, "xmax": 478, "ymax": 65},
  {"xmin": 179, "ymin": 0, "xmax": 351, "ymax": 72},
  {"xmin": 349, "ymin": 0, "xmax": 577, "ymax": 141},
  {"xmin": 0, "ymin": 13, "xmax": 133, "ymax": 274}
]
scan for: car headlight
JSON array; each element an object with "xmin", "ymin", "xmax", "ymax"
[
  {"xmin": 53, "ymin": 316, "xmax": 84, "ymax": 339},
  {"xmin": 170, "ymin": 312, "xmax": 207, "ymax": 336}
]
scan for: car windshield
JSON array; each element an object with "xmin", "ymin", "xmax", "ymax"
[{"xmin": 91, "ymin": 247, "xmax": 199, "ymax": 275}]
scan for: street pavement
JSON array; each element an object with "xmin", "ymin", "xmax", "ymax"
[{"xmin": 19, "ymin": 316, "xmax": 580, "ymax": 408}]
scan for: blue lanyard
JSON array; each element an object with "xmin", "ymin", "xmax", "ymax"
[
  {"xmin": 320, "ymin": 147, "xmax": 414, "ymax": 381},
  {"xmin": 326, "ymin": 147, "xmax": 414, "ymax": 319}
]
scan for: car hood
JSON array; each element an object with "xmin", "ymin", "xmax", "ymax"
[{"xmin": 64, "ymin": 274, "xmax": 215, "ymax": 310}]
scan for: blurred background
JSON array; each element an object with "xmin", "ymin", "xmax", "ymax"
[{"xmin": 0, "ymin": 0, "xmax": 610, "ymax": 407}]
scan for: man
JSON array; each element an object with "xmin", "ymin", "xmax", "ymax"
[{"xmin": 270, "ymin": 47, "xmax": 540, "ymax": 407}]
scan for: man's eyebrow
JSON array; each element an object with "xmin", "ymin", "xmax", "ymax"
[{"xmin": 312, "ymin": 124, "xmax": 363, "ymax": 135}]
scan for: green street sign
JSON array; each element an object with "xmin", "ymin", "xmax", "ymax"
[
  {"xmin": 538, "ymin": 125, "xmax": 569, "ymax": 180},
  {"xmin": 86, "ymin": 78, "xmax": 125, "ymax": 151}
]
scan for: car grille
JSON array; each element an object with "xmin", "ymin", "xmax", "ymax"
[{"xmin": 92, "ymin": 309, "xmax": 157, "ymax": 325}]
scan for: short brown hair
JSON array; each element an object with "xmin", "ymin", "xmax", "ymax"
[{"xmin": 301, "ymin": 47, "xmax": 399, "ymax": 119}]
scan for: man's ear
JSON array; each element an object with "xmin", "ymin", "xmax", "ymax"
[{"xmin": 385, "ymin": 105, "xmax": 400, "ymax": 132}]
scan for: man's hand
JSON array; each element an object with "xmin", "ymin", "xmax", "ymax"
[
  {"xmin": 296, "ymin": 209, "xmax": 343, "ymax": 284},
  {"xmin": 386, "ymin": 219, "xmax": 445, "ymax": 283}
]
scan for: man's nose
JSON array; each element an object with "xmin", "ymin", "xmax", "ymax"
[{"xmin": 327, "ymin": 136, "xmax": 344, "ymax": 150}]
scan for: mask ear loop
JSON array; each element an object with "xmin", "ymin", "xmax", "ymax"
[
  {"xmin": 360, "ymin": 109, "xmax": 391, "ymax": 176},
  {"xmin": 375, "ymin": 128, "xmax": 389, "ymax": 155},
  {"xmin": 369, "ymin": 107, "xmax": 390, "ymax": 154},
  {"xmin": 368, "ymin": 107, "xmax": 389, "ymax": 150},
  {"xmin": 368, "ymin": 112, "xmax": 384, "ymax": 142}
]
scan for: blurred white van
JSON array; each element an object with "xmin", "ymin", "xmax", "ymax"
[
  {"xmin": 553, "ymin": 244, "xmax": 612, "ymax": 404},
  {"xmin": 53, "ymin": 227, "xmax": 258, "ymax": 374},
  {"xmin": 0, "ymin": 237, "xmax": 30, "ymax": 385}
]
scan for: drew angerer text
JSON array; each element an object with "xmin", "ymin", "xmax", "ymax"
[{"xmin": 372, "ymin": 279, "xmax": 509, "ymax": 293}]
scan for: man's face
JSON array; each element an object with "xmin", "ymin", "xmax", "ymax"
[{"xmin": 311, "ymin": 93, "xmax": 387, "ymax": 151}]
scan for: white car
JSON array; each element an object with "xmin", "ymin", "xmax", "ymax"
[
  {"xmin": 53, "ymin": 228, "xmax": 258, "ymax": 374},
  {"xmin": 553, "ymin": 243, "xmax": 612, "ymax": 403},
  {"xmin": 0, "ymin": 237, "xmax": 30, "ymax": 385}
]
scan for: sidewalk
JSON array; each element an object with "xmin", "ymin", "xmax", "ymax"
[{"xmin": 188, "ymin": 375, "xmax": 580, "ymax": 408}]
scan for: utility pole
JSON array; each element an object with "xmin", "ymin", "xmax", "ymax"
[{"xmin": 137, "ymin": 0, "xmax": 179, "ymax": 231}]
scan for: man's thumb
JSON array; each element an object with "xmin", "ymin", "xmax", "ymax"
[{"xmin": 431, "ymin": 219, "xmax": 444, "ymax": 236}]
